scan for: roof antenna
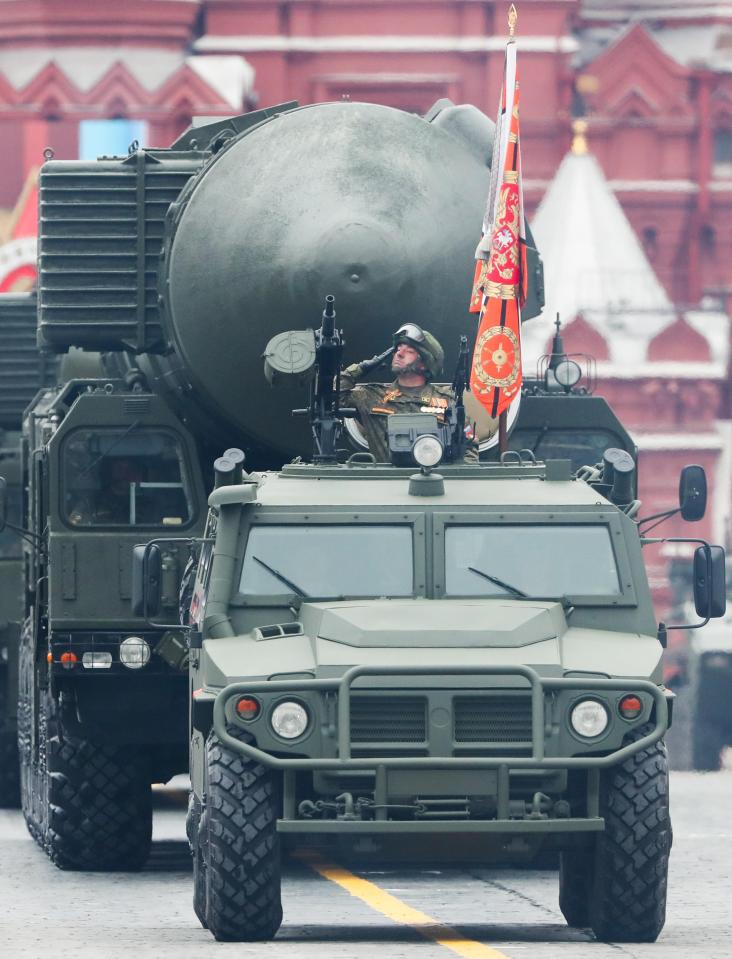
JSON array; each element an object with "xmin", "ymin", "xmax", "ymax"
[{"xmin": 548, "ymin": 313, "xmax": 565, "ymax": 371}]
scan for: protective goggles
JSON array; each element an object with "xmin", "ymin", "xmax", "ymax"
[{"xmin": 393, "ymin": 323, "xmax": 426, "ymax": 345}]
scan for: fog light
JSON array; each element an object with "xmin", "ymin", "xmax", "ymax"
[
  {"xmin": 270, "ymin": 701, "xmax": 309, "ymax": 740},
  {"xmin": 119, "ymin": 636, "xmax": 151, "ymax": 670},
  {"xmin": 618, "ymin": 694, "xmax": 643, "ymax": 720},
  {"xmin": 413, "ymin": 435, "xmax": 443, "ymax": 469},
  {"xmin": 570, "ymin": 699, "xmax": 609, "ymax": 738},
  {"xmin": 82, "ymin": 651, "xmax": 113, "ymax": 670},
  {"xmin": 235, "ymin": 696, "xmax": 261, "ymax": 721}
]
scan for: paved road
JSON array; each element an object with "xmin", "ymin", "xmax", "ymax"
[{"xmin": 1, "ymin": 770, "xmax": 730, "ymax": 959}]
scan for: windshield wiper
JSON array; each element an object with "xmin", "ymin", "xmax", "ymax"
[
  {"xmin": 252, "ymin": 555, "xmax": 309, "ymax": 598},
  {"xmin": 467, "ymin": 566, "xmax": 528, "ymax": 599}
]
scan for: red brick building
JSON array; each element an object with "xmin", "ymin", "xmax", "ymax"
[{"xmin": 0, "ymin": 0, "xmax": 730, "ymax": 569}]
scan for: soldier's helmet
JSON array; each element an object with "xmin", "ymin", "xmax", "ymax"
[{"xmin": 393, "ymin": 324, "xmax": 444, "ymax": 380}]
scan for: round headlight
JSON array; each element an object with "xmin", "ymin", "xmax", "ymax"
[
  {"xmin": 270, "ymin": 701, "xmax": 309, "ymax": 740},
  {"xmin": 553, "ymin": 359, "xmax": 582, "ymax": 390},
  {"xmin": 119, "ymin": 636, "xmax": 151, "ymax": 670},
  {"xmin": 570, "ymin": 699, "xmax": 609, "ymax": 739},
  {"xmin": 413, "ymin": 434, "xmax": 443, "ymax": 468}
]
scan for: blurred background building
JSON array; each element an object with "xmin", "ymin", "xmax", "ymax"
[{"xmin": 0, "ymin": 0, "xmax": 730, "ymax": 606}]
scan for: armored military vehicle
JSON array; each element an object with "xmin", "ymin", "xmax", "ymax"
[
  {"xmin": 4, "ymin": 97, "xmax": 551, "ymax": 869},
  {"xmin": 683, "ymin": 566, "xmax": 732, "ymax": 770},
  {"xmin": 132, "ymin": 303, "xmax": 725, "ymax": 944}
]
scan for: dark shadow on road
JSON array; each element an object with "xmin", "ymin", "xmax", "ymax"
[{"xmin": 144, "ymin": 839, "xmax": 191, "ymax": 872}]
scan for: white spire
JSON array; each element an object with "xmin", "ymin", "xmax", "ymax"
[{"xmin": 522, "ymin": 124, "xmax": 676, "ymax": 369}]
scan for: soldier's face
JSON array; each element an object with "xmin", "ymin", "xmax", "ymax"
[{"xmin": 392, "ymin": 343, "xmax": 424, "ymax": 374}]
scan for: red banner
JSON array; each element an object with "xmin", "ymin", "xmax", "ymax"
[{"xmin": 469, "ymin": 41, "xmax": 526, "ymax": 418}]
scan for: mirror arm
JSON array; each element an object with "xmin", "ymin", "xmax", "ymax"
[
  {"xmin": 637, "ymin": 507, "xmax": 680, "ymax": 532},
  {"xmin": 644, "ymin": 534, "xmax": 718, "ymax": 632}
]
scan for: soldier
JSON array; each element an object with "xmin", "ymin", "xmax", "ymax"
[{"xmin": 341, "ymin": 324, "xmax": 476, "ymax": 462}]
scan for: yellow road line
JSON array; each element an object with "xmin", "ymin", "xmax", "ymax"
[{"xmin": 304, "ymin": 855, "xmax": 512, "ymax": 959}]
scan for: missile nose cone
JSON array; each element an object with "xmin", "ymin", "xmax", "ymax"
[{"xmin": 290, "ymin": 220, "xmax": 412, "ymax": 321}]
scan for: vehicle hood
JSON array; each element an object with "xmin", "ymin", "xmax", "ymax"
[
  {"xmin": 202, "ymin": 598, "xmax": 662, "ymax": 687},
  {"xmin": 299, "ymin": 599, "xmax": 566, "ymax": 648}
]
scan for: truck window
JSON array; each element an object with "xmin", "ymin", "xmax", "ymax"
[
  {"xmin": 62, "ymin": 429, "xmax": 193, "ymax": 528},
  {"xmin": 0, "ymin": 482, "xmax": 22, "ymax": 558},
  {"xmin": 445, "ymin": 524, "xmax": 620, "ymax": 598},
  {"xmin": 239, "ymin": 525, "xmax": 413, "ymax": 599}
]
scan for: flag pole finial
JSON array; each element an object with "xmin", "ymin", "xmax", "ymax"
[{"xmin": 508, "ymin": 4, "xmax": 518, "ymax": 37}]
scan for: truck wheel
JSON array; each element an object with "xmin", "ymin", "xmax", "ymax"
[
  {"xmin": 589, "ymin": 725, "xmax": 671, "ymax": 943},
  {"xmin": 24, "ymin": 684, "xmax": 152, "ymax": 870},
  {"xmin": 186, "ymin": 793, "xmax": 208, "ymax": 928},
  {"xmin": 558, "ymin": 847, "xmax": 591, "ymax": 927},
  {"xmin": 0, "ymin": 679, "xmax": 20, "ymax": 808},
  {"xmin": 691, "ymin": 717, "xmax": 723, "ymax": 771},
  {"xmin": 201, "ymin": 733, "xmax": 282, "ymax": 942}
]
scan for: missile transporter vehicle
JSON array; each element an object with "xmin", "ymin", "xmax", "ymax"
[
  {"xmin": 0, "ymin": 292, "xmax": 57, "ymax": 808},
  {"xmin": 6, "ymin": 92, "xmax": 635, "ymax": 874},
  {"xmin": 132, "ymin": 305, "xmax": 727, "ymax": 944},
  {"xmin": 5, "ymin": 96, "xmax": 551, "ymax": 869}
]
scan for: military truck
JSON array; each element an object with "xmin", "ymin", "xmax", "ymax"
[
  {"xmin": 131, "ymin": 303, "xmax": 726, "ymax": 944},
  {"xmin": 3, "ymin": 97, "xmax": 552, "ymax": 869},
  {"xmin": 683, "ymin": 565, "xmax": 732, "ymax": 770},
  {"xmin": 0, "ymin": 292, "xmax": 56, "ymax": 807}
]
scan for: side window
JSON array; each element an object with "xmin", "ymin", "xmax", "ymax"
[{"xmin": 62, "ymin": 429, "xmax": 193, "ymax": 528}]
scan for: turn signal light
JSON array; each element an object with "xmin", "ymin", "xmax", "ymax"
[
  {"xmin": 60, "ymin": 651, "xmax": 78, "ymax": 670},
  {"xmin": 618, "ymin": 695, "xmax": 643, "ymax": 720},
  {"xmin": 235, "ymin": 696, "xmax": 261, "ymax": 721}
]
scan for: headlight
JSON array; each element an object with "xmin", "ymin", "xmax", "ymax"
[
  {"xmin": 270, "ymin": 701, "xmax": 309, "ymax": 740},
  {"xmin": 570, "ymin": 699, "xmax": 609, "ymax": 738},
  {"xmin": 553, "ymin": 359, "xmax": 582, "ymax": 390},
  {"xmin": 413, "ymin": 434, "xmax": 443, "ymax": 468},
  {"xmin": 119, "ymin": 636, "xmax": 151, "ymax": 670}
]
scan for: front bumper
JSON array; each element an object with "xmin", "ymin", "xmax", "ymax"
[{"xmin": 213, "ymin": 663, "xmax": 668, "ymax": 771}]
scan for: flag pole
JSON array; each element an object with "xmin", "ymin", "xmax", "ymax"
[{"xmin": 498, "ymin": 3, "xmax": 517, "ymax": 455}]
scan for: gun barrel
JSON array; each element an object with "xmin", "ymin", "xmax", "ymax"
[{"xmin": 322, "ymin": 294, "xmax": 336, "ymax": 337}]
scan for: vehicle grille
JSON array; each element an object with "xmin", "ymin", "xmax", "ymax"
[
  {"xmin": 350, "ymin": 695, "xmax": 427, "ymax": 743},
  {"xmin": 454, "ymin": 694, "xmax": 533, "ymax": 743}
]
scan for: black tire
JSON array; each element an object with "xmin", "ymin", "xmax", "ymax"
[
  {"xmin": 186, "ymin": 792, "xmax": 208, "ymax": 928},
  {"xmin": 20, "ymin": 676, "xmax": 152, "ymax": 869},
  {"xmin": 200, "ymin": 732, "xmax": 282, "ymax": 942},
  {"xmin": 558, "ymin": 847, "xmax": 591, "ymax": 928},
  {"xmin": 0, "ymin": 677, "xmax": 20, "ymax": 808},
  {"xmin": 691, "ymin": 715, "xmax": 724, "ymax": 772},
  {"xmin": 589, "ymin": 725, "xmax": 671, "ymax": 943}
]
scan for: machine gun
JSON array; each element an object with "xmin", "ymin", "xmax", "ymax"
[
  {"xmin": 292, "ymin": 295, "xmax": 356, "ymax": 464},
  {"xmin": 441, "ymin": 335, "xmax": 471, "ymax": 463}
]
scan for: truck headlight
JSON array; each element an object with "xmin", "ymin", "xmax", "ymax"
[
  {"xmin": 270, "ymin": 701, "xmax": 309, "ymax": 740},
  {"xmin": 570, "ymin": 699, "xmax": 609, "ymax": 738},
  {"xmin": 119, "ymin": 636, "xmax": 151, "ymax": 670}
]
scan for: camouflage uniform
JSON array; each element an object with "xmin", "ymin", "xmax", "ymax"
[{"xmin": 340, "ymin": 365, "xmax": 472, "ymax": 463}]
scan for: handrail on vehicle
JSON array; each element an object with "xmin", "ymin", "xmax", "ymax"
[{"xmin": 211, "ymin": 663, "xmax": 668, "ymax": 771}]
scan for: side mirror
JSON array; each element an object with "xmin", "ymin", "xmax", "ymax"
[
  {"xmin": 693, "ymin": 544, "xmax": 726, "ymax": 619},
  {"xmin": 132, "ymin": 543, "xmax": 162, "ymax": 618},
  {"xmin": 679, "ymin": 465, "xmax": 707, "ymax": 521},
  {"xmin": 0, "ymin": 477, "xmax": 6, "ymax": 533}
]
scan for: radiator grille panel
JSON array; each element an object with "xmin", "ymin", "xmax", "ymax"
[
  {"xmin": 454, "ymin": 695, "xmax": 533, "ymax": 743},
  {"xmin": 350, "ymin": 696, "xmax": 427, "ymax": 743}
]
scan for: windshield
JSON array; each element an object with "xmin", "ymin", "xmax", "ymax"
[
  {"xmin": 445, "ymin": 525, "xmax": 620, "ymax": 598},
  {"xmin": 239, "ymin": 525, "xmax": 413, "ymax": 599},
  {"xmin": 62, "ymin": 428, "xmax": 193, "ymax": 528}
]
